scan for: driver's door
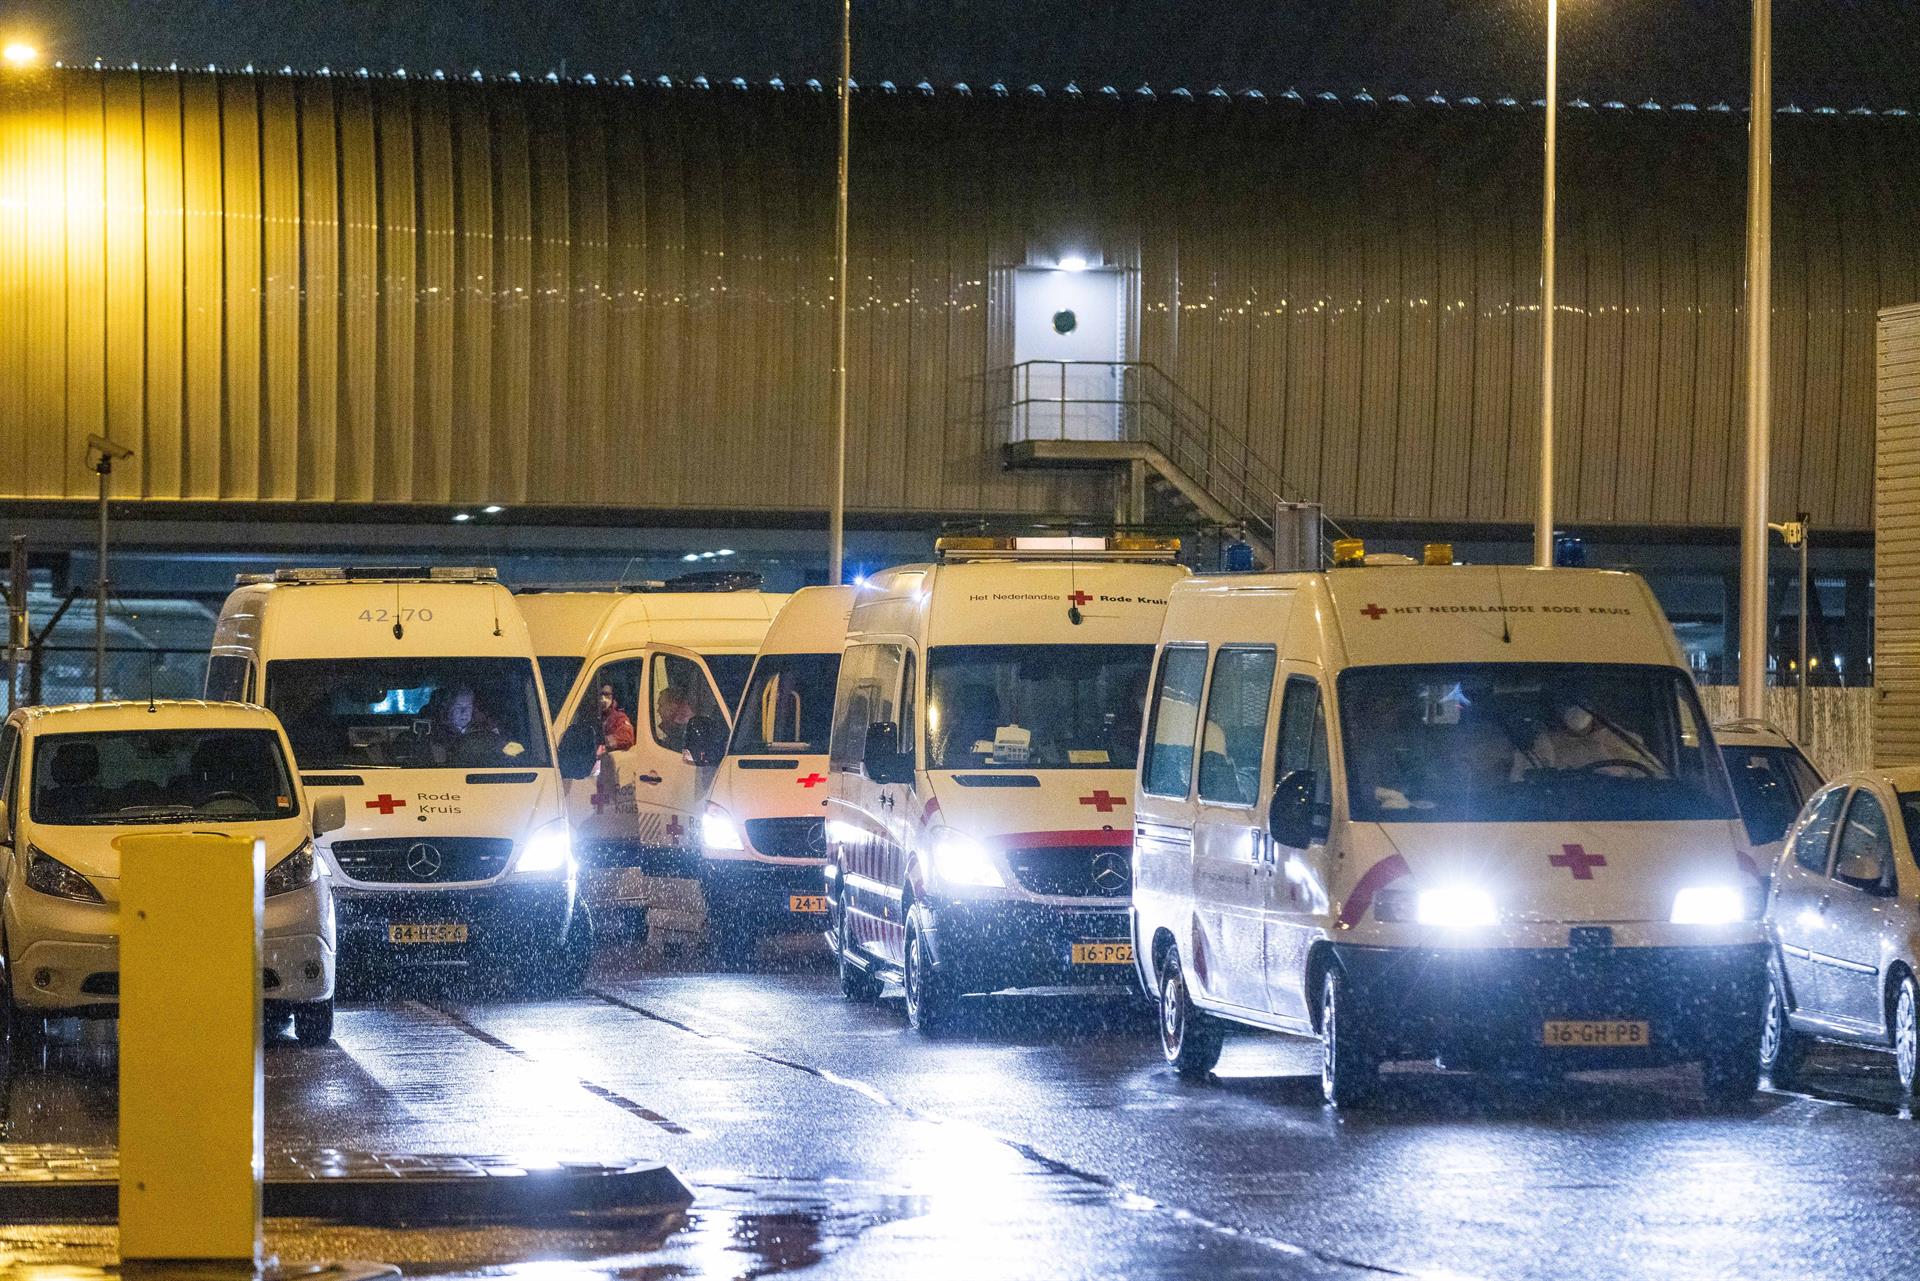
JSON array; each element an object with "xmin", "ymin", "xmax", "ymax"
[
  {"xmin": 626, "ymin": 645, "xmax": 729, "ymax": 853},
  {"xmin": 1821, "ymin": 787, "xmax": 1901, "ymax": 1032},
  {"xmin": 562, "ymin": 651, "xmax": 647, "ymax": 857},
  {"xmin": 1264, "ymin": 673, "xmax": 1332, "ymax": 1023}
]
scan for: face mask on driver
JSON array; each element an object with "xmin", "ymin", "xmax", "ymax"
[{"xmin": 1560, "ymin": 706, "xmax": 1595, "ymax": 735}]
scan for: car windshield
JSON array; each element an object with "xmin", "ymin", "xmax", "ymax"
[
  {"xmin": 1337, "ymin": 663, "xmax": 1737, "ymax": 823},
  {"xmin": 926, "ymin": 644, "xmax": 1154, "ymax": 770},
  {"xmin": 536, "ymin": 655, "xmax": 584, "ymax": 719},
  {"xmin": 730, "ymin": 653, "xmax": 841, "ymax": 756},
  {"xmin": 1724, "ymin": 744, "xmax": 1823, "ymax": 846},
  {"xmin": 702, "ymin": 653, "xmax": 754, "ymax": 713},
  {"xmin": 266, "ymin": 657, "xmax": 552, "ymax": 770},
  {"xmin": 30, "ymin": 729, "xmax": 297, "ymax": 825}
]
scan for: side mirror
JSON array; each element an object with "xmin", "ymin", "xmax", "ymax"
[
  {"xmin": 1268, "ymin": 770, "xmax": 1317, "ymax": 850},
  {"xmin": 311, "ymin": 792, "xmax": 346, "ymax": 838},
  {"xmin": 863, "ymin": 721, "xmax": 914, "ymax": 786},
  {"xmin": 683, "ymin": 715, "xmax": 728, "ymax": 768},
  {"xmin": 556, "ymin": 722, "xmax": 598, "ymax": 780}
]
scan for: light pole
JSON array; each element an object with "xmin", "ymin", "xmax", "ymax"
[
  {"xmin": 87, "ymin": 435, "xmax": 134, "ymax": 701},
  {"xmin": 1738, "ymin": 0, "xmax": 1774, "ymax": 719},
  {"xmin": 1769, "ymin": 515, "xmax": 1809, "ymax": 744},
  {"xmin": 1533, "ymin": 0, "xmax": 1559, "ymax": 568},
  {"xmin": 827, "ymin": 0, "xmax": 851, "ymax": 586}
]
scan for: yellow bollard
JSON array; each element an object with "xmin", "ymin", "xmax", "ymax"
[{"xmin": 117, "ymin": 831, "xmax": 264, "ymax": 1267}]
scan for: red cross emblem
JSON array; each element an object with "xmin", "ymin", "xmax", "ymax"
[
  {"xmin": 1548, "ymin": 843, "xmax": 1606, "ymax": 880},
  {"xmin": 589, "ymin": 789, "xmax": 612, "ymax": 813},
  {"xmin": 1360, "ymin": 603, "xmax": 1387, "ymax": 621},
  {"xmin": 665, "ymin": 816, "xmax": 686, "ymax": 842},
  {"xmin": 1079, "ymin": 790, "xmax": 1126, "ymax": 813},
  {"xmin": 797, "ymin": 772, "xmax": 826, "ymax": 789},
  {"xmin": 1068, "ymin": 590, "xmax": 1094, "ymax": 608},
  {"xmin": 366, "ymin": 794, "xmax": 405, "ymax": 815}
]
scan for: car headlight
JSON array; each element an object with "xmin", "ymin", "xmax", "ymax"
[
  {"xmin": 703, "ymin": 803, "xmax": 745, "ymax": 851},
  {"xmin": 25, "ymin": 846, "xmax": 104, "ymax": 903},
  {"xmin": 264, "ymin": 840, "xmax": 319, "ymax": 897},
  {"xmin": 1415, "ymin": 885, "xmax": 1498, "ymax": 928},
  {"xmin": 1670, "ymin": 884, "xmax": 1753, "ymax": 925},
  {"xmin": 513, "ymin": 818, "xmax": 574, "ymax": 876},
  {"xmin": 928, "ymin": 828, "xmax": 1004, "ymax": 889}
]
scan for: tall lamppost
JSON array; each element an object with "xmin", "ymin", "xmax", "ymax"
[
  {"xmin": 1737, "ymin": 0, "xmax": 1774, "ymax": 719},
  {"xmin": 1533, "ymin": 0, "xmax": 1559, "ymax": 568},
  {"xmin": 827, "ymin": 0, "xmax": 851, "ymax": 585},
  {"xmin": 87, "ymin": 436, "xmax": 134, "ymax": 702}
]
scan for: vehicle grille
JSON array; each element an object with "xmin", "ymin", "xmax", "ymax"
[
  {"xmin": 329, "ymin": 837, "xmax": 515, "ymax": 885},
  {"xmin": 743, "ymin": 818, "xmax": 828, "ymax": 859},
  {"xmin": 1008, "ymin": 846, "xmax": 1132, "ymax": 899}
]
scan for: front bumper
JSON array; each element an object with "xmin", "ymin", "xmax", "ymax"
[
  {"xmin": 334, "ymin": 878, "xmax": 574, "ymax": 968},
  {"xmin": 922, "ymin": 897, "xmax": 1136, "ymax": 996},
  {"xmin": 699, "ymin": 858, "xmax": 830, "ymax": 935},
  {"xmin": 11, "ymin": 931, "xmax": 335, "ymax": 1013},
  {"xmin": 1333, "ymin": 940, "xmax": 1769, "ymax": 1069}
]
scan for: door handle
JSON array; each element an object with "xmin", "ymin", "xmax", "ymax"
[
  {"xmin": 879, "ymin": 793, "xmax": 894, "ymax": 809},
  {"xmin": 636, "ymin": 772, "xmax": 663, "ymax": 786},
  {"xmin": 1818, "ymin": 894, "xmax": 1831, "ymax": 913}
]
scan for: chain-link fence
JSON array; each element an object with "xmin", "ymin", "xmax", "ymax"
[{"xmin": 2, "ymin": 646, "xmax": 209, "ymax": 713}]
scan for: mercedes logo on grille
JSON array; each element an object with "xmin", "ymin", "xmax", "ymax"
[
  {"xmin": 405, "ymin": 842, "xmax": 444, "ymax": 879},
  {"xmin": 1090, "ymin": 851, "xmax": 1130, "ymax": 895},
  {"xmin": 805, "ymin": 822, "xmax": 828, "ymax": 856}
]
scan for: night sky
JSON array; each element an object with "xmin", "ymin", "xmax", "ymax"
[{"xmin": 4, "ymin": 1, "xmax": 1917, "ymax": 108}]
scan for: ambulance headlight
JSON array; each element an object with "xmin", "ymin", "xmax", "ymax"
[
  {"xmin": 1415, "ymin": 885, "xmax": 1497, "ymax": 929},
  {"xmin": 703, "ymin": 803, "xmax": 745, "ymax": 851},
  {"xmin": 513, "ymin": 818, "xmax": 574, "ymax": 876},
  {"xmin": 928, "ymin": 828, "xmax": 1005, "ymax": 889},
  {"xmin": 1670, "ymin": 884, "xmax": 1753, "ymax": 925}
]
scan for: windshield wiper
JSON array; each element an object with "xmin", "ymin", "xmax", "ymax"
[{"xmin": 113, "ymin": 804, "xmax": 195, "ymax": 818}]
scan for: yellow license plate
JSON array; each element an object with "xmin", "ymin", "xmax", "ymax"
[
  {"xmin": 789, "ymin": 895, "xmax": 829, "ymax": 913},
  {"xmin": 388, "ymin": 923, "xmax": 469, "ymax": 945},
  {"xmin": 1541, "ymin": 1019, "xmax": 1649, "ymax": 1048},
  {"xmin": 1071, "ymin": 942, "xmax": 1133, "ymax": 965}
]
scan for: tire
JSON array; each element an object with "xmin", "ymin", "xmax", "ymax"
[
  {"xmin": 1319, "ymin": 967, "xmax": 1378, "ymax": 1109},
  {"xmin": 1702, "ymin": 1012, "xmax": 1763, "ymax": 1107},
  {"xmin": 1759, "ymin": 970, "xmax": 1811, "ymax": 1090},
  {"xmin": 1893, "ymin": 973, "xmax": 1919, "ymax": 1097},
  {"xmin": 903, "ymin": 917, "xmax": 954, "ymax": 1035},
  {"xmin": 546, "ymin": 915, "xmax": 596, "ymax": 996},
  {"xmin": 1157, "ymin": 947, "xmax": 1224, "ymax": 1080},
  {"xmin": 837, "ymin": 894, "xmax": 883, "ymax": 1003},
  {"xmin": 292, "ymin": 1000, "xmax": 335, "ymax": 1047}
]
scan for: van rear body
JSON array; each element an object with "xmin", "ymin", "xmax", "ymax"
[{"xmin": 1134, "ymin": 563, "xmax": 1766, "ymax": 1103}]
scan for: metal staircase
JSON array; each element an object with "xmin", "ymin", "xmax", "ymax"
[{"xmin": 982, "ymin": 361, "xmax": 1303, "ymax": 565}]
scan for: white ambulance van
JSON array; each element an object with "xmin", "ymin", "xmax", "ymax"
[
  {"xmin": 1133, "ymin": 549, "xmax": 1766, "ymax": 1106},
  {"xmin": 699, "ymin": 585, "xmax": 855, "ymax": 963},
  {"xmin": 516, "ymin": 583, "xmax": 787, "ymax": 940},
  {"xmin": 207, "ymin": 567, "xmax": 598, "ymax": 992},
  {"xmin": 826, "ymin": 535, "xmax": 1187, "ymax": 1033}
]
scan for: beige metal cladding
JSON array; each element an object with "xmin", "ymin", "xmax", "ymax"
[
  {"xmin": 1876, "ymin": 304, "xmax": 1920, "ymax": 767},
  {"xmin": 1, "ymin": 68, "xmax": 1918, "ymax": 528}
]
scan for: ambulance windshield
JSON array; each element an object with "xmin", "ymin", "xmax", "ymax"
[
  {"xmin": 1337, "ymin": 663, "xmax": 1736, "ymax": 823},
  {"xmin": 926, "ymin": 644, "xmax": 1154, "ymax": 770},
  {"xmin": 730, "ymin": 653, "xmax": 841, "ymax": 756},
  {"xmin": 266, "ymin": 657, "xmax": 553, "ymax": 770}
]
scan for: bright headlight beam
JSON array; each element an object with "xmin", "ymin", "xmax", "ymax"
[
  {"xmin": 702, "ymin": 803, "xmax": 745, "ymax": 851},
  {"xmin": 514, "ymin": 818, "xmax": 573, "ymax": 875},
  {"xmin": 1670, "ymin": 884, "xmax": 1747, "ymax": 925},
  {"xmin": 930, "ymin": 829, "xmax": 1004, "ymax": 888},
  {"xmin": 1415, "ymin": 885, "xmax": 1497, "ymax": 928}
]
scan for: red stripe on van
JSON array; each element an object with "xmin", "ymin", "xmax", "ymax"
[
  {"xmin": 997, "ymin": 829, "xmax": 1134, "ymax": 849},
  {"xmin": 1336, "ymin": 854, "xmax": 1411, "ymax": 928}
]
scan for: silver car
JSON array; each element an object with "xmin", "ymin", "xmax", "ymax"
[{"xmin": 1762, "ymin": 770, "xmax": 1920, "ymax": 1092}]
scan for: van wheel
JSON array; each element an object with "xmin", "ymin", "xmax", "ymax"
[
  {"xmin": 837, "ymin": 897, "xmax": 883, "ymax": 1003},
  {"xmin": 903, "ymin": 920, "xmax": 953, "ymax": 1035},
  {"xmin": 1157, "ymin": 948, "xmax": 1223, "ymax": 1080},
  {"xmin": 1702, "ymin": 1014, "xmax": 1762, "ymax": 1107},
  {"xmin": 1320, "ymin": 968, "xmax": 1378, "ymax": 1108},
  {"xmin": 292, "ymin": 1000, "xmax": 335, "ymax": 1047},
  {"xmin": 1894, "ymin": 974, "xmax": 1919, "ymax": 1097},
  {"xmin": 1759, "ymin": 971, "xmax": 1810, "ymax": 1090}
]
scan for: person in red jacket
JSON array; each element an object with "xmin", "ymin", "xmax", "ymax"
[{"xmin": 597, "ymin": 683, "xmax": 636, "ymax": 757}]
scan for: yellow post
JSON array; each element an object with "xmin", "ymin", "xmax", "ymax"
[{"xmin": 117, "ymin": 832, "xmax": 263, "ymax": 1266}]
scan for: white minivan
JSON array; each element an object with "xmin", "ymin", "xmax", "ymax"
[
  {"xmin": 700, "ymin": 585, "xmax": 854, "ymax": 963},
  {"xmin": 826, "ymin": 535, "xmax": 1187, "ymax": 1032},
  {"xmin": 208, "ymin": 567, "xmax": 598, "ymax": 993},
  {"xmin": 1133, "ymin": 553, "xmax": 1767, "ymax": 1105},
  {"xmin": 0, "ymin": 700, "xmax": 343, "ymax": 1045}
]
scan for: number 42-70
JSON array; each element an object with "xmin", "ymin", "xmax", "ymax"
[{"xmin": 357, "ymin": 607, "xmax": 434, "ymax": 623}]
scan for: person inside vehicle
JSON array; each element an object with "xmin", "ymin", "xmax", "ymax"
[
  {"xmin": 656, "ymin": 685, "xmax": 696, "ymax": 752},
  {"xmin": 431, "ymin": 684, "xmax": 508, "ymax": 765},
  {"xmin": 597, "ymin": 683, "xmax": 636, "ymax": 757},
  {"xmin": 1517, "ymin": 697, "xmax": 1664, "ymax": 778},
  {"xmin": 41, "ymin": 742, "xmax": 108, "ymax": 820}
]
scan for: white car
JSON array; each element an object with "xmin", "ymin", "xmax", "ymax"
[
  {"xmin": 1714, "ymin": 719, "xmax": 1823, "ymax": 878},
  {"xmin": 0, "ymin": 700, "xmax": 343, "ymax": 1046}
]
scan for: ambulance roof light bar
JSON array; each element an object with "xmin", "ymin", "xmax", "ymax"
[
  {"xmin": 234, "ymin": 565, "xmax": 500, "ymax": 585},
  {"xmin": 1329, "ymin": 539, "xmax": 1461, "ymax": 569},
  {"xmin": 934, "ymin": 534, "xmax": 1181, "ymax": 563}
]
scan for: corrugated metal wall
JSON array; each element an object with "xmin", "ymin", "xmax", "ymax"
[
  {"xmin": 2, "ymin": 69, "xmax": 1916, "ymax": 528},
  {"xmin": 1875, "ymin": 303, "xmax": 1920, "ymax": 766}
]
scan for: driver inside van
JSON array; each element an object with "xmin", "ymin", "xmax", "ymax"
[
  {"xmin": 1515, "ymin": 697, "xmax": 1664, "ymax": 778},
  {"xmin": 430, "ymin": 684, "xmax": 510, "ymax": 766}
]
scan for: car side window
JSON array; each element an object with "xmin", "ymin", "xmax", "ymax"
[
  {"xmin": 898, "ymin": 651, "xmax": 918, "ymax": 767},
  {"xmin": 1142, "ymin": 645, "xmax": 1208, "ymax": 799},
  {"xmin": 1197, "ymin": 648, "xmax": 1277, "ymax": 808},
  {"xmin": 1791, "ymin": 787, "xmax": 1848, "ymax": 875},
  {"xmin": 205, "ymin": 654, "xmax": 254, "ymax": 703},
  {"xmin": 1832, "ymin": 790, "xmax": 1896, "ymax": 895},
  {"xmin": 649, "ymin": 653, "xmax": 723, "ymax": 752},
  {"xmin": 1275, "ymin": 677, "xmax": 1332, "ymax": 843},
  {"xmin": 828, "ymin": 645, "xmax": 876, "ymax": 774},
  {"xmin": 580, "ymin": 658, "xmax": 644, "ymax": 743}
]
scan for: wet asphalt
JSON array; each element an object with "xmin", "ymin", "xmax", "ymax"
[{"xmin": 4, "ymin": 933, "xmax": 1920, "ymax": 1281}]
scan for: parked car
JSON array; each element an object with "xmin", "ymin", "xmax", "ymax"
[
  {"xmin": 1715, "ymin": 719, "xmax": 1823, "ymax": 880},
  {"xmin": 1763, "ymin": 769, "xmax": 1920, "ymax": 1092},
  {"xmin": 0, "ymin": 699, "xmax": 345, "ymax": 1045}
]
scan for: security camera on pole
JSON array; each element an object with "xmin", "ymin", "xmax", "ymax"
[{"xmin": 85, "ymin": 434, "xmax": 134, "ymax": 702}]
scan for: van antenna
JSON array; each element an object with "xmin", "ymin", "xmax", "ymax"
[
  {"xmin": 146, "ymin": 665, "xmax": 157, "ymax": 713},
  {"xmin": 1495, "ymin": 564, "xmax": 1512, "ymax": 644},
  {"xmin": 1067, "ymin": 559, "xmax": 1084, "ymax": 627},
  {"xmin": 491, "ymin": 587, "xmax": 503, "ymax": 638},
  {"xmin": 393, "ymin": 583, "xmax": 405, "ymax": 641}
]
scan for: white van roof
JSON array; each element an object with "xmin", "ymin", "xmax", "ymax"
[
  {"xmin": 213, "ymin": 577, "xmax": 535, "ymax": 661},
  {"xmin": 516, "ymin": 590, "xmax": 792, "ymax": 658},
  {"xmin": 852, "ymin": 558, "xmax": 1187, "ymax": 646},
  {"xmin": 759, "ymin": 585, "xmax": 856, "ymax": 656}
]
